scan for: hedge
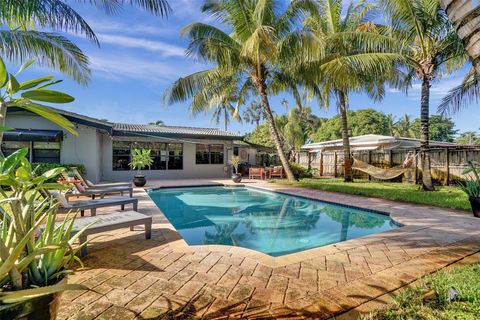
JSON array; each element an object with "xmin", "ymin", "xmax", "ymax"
[{"xmin": 32, "ymin": 163, "xmax": 86, "ymax": 176}]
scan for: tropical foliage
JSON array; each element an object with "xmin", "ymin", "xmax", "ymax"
[
  {"xmin": 129, "ymin": 148, "xmax": 153, "ymax": 175},
  {"xmin": 0, "ymin": 149, "xmax": 89, "ymax": 302},
  {"xmin": 455, "ymin": 131, "xmax": 480, "ymax": 145}
]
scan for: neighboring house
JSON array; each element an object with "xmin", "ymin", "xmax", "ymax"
[{"xmin": 4, "ymin": 108, "xmax": 263, "ymax": 182}]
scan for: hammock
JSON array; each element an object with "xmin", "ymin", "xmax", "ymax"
[{"xmin": 352, "ymin": 158, "xmax": 409, "ymax": 180}]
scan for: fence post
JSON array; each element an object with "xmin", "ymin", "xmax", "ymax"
[
  {"xmin": 368, "ymin": 150, "xmax": 372, "ymax": 181},
  {"xmin": 414, "ymin": 149, "xmax": 419, "ymax": 184},
  {"xmin": 445, "ymin": 148, "xmax": 450, "ymax": 186},
  {"xmin": 319, "ymin": 152, "xmax": 324, "ymax": 177},
  {"xmin": 334, "ymin": 152, "xmax": 338, "ymax": 178}
]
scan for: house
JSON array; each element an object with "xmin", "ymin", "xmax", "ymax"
[{"xmin": 3, "ymin": 107, "xmax": 264, "ymax": 182}]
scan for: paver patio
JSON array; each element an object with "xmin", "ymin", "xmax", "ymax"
[{"xmin": 59, "ymin": 179, "xmax": 480, "ymax": 319}]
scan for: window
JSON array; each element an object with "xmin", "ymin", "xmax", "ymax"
[
  {"xmin": 1, "ymin": 141, "xmax": 30, "ymax": 158},
  {"xmin": 112, "ymin": 141, "xmax": 183, "ymax": 171},
  {"xmin": 112, "ymin": 141, "xmax": 131, "ymax": 171},
  {"xmin": 233, "ymin": 146, "xmax": 239, "ymax": 156},
  {"xmin": 32, "ymin": 142, "xmax": 60, "ymax": 163},
  {"xmin": 196, "ymin": 144, "xmax": 224, "ymax": 165}
]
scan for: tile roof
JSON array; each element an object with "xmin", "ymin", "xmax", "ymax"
[{"xmin": 112, "ymin": 123, "xmax": 243, "ymax": 139}]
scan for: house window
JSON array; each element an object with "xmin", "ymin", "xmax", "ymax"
[
  {"xmin": 233, "ymin": 146, "xmax": 239, "ymax": 156},
  {"xmin": 1, "ymin": 141, "xmax": 30, "ymax": 158},
  {"xmin": 168, "ymin": 143, "xmax": 183, "ymax": 170},
  {"xmin": 32, "ymin": 142, "xmax": 60, "ymax": 163},
  {"xmin": 196, "ymin": 144, "xmax": 224, "ymax": 164},
  {"xmin": 112, "ymin": 141, "xmax": 131, "ymax": 171},
  {"xmin": 112, "ymin": 141, "xmax": 183, "ymax": 171}
]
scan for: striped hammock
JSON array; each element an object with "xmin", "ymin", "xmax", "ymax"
[{"xmin": 352, "ymin": 158, "xmax": 409, "ymax": 180}]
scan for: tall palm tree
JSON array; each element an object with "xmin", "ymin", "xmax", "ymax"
[
  {"xmin": 378, "ymin": 0, "xmax": 467, "ymax": 190},
  {"xmin": 439, "ymin": 0, "xmax": 480, "ymax": 76},
  {"xmin": 299, "ymin": 0, "xmax": 393, "ymax": 182},
  {"xmin": 0, "ymin": 0, "xmax": 171, "ymax": 84},
  {"xmin": 243, "ymin": 101, "xmax": 265, "ymax": 126},
  {"xmin": 163, "ymin": 0, "xmax": 319, "ymax": 181},
  {"xmin": 386, "ymin": 114, "xmax": 397, "ymax": 136}
]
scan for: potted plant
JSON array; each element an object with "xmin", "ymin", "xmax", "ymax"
[
  {"xmin": 0, "ymin": 149, "xmax": 88, "ymax": 319},
  {"xmin": 459, "ymin": 161, "xmax": 480, "ymax": 218},
  {"xmin": 230, "ymin": 155, "xmax": 242, "ymax": 183},
  {"xmin": 129, "ymin": 148, "xmax": 153, "ymax": 187}
]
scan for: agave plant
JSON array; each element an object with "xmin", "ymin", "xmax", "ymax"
[
  {"xmin": 0, "ymin": 149, "xmax": 89, "ymax": 303},
  {"xmin": 0, "ymin": 56, "xmax": 77, "ymax": 144}
]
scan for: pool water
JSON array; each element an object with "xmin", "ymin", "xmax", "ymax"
[{"xmin": 148, "ymin": 186, "xmax": 397, "ymax": 257}]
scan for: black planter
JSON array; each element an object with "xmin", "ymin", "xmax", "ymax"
[
  {"xmin": 0, "ymin": 279, "xmax": 65, "ymax": 320},
  {"xmin": 133, "ymin": 175, "xmax": 146, "ymax": 187},
  {"xmin": 469, "ymin": 197, "xmax": 480, "ymax": 218},
  {"xmin": 231, "ymin": 173, "xmax": 242, "ymax": 183}
]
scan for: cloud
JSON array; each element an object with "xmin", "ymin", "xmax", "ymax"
[
  {"xmin": 96, "ymin": 33, "xmax": 185, "ymax": 57},
  {"xmin": 86, "ymin": 19, "xmax": 177, "ymax": 37}
]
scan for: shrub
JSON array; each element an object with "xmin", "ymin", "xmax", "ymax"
[
  {"xmin": 32, "ymin": 163, "xmax": 86, "ymax": 176},
  {"xmin": 289, "ymin": 161, "xmax": 312, "ymax": 179}
]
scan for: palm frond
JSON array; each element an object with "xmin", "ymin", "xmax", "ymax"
[
  {"xmin": 438, "ymin": 69, "xmax": 479, "ymax": 116},
  {"xmin": 77, "ymin": 0, "xmax": 171, "ymax": 16}
]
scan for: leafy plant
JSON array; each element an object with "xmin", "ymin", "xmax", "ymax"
[
  {"xmin": 0, "ymin": 57, "xmax": 77, "ymax": 143},
  {"xmin": 129, "ymin": 148, "xmax": 153, "ymax": 176},
  {"xmin": 459, "ymin": 161, "xmax": 480, "ymax": 198},
  {"xmin": 32, "ymin": 163, "xmax": 86, "ymax": 176},
  {"xmin": 0, "ymin": 149, "xmax": 88, "ymax": 303},
  {"xmin": 230, "ymin": 156, "xmax": 240, "ymax": 174}
]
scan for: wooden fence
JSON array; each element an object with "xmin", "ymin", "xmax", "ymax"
[{"xmin": 297, "ymin": 148, "xmax": 480, "ymax": 185}]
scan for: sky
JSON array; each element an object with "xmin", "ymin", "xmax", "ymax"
[{"xmin": 12, "ymin": 0, "xmax": 480, "ymax": 135}]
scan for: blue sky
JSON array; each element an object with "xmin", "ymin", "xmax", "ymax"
[{"xmin": 14, "ymin": 0, "xmax": 480, "ymax": 135}]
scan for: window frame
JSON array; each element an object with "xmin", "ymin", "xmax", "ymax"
[{"xmin": 195, "ymin": 144, "xmax": 225, "ymax": 165}]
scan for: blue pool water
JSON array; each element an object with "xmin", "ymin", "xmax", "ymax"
[{"xmin": 148, "ymin": 186, "xmax": 397, "ymax": 257}]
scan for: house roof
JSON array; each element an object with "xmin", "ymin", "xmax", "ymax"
[
  {"xmin": 8, "ymin": 107, "xmax": 243, "ymax": 140},
  {"xmin": 112, "ymin": 123, "xmax": 243, "ymax": 140},
  {"xmin": 302, "ymin": 134, "xmax": 466, "ymax": 151}
]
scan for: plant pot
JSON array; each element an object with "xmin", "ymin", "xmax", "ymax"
[
  {"xmin": 0, "ymin": 278, "xmax": 65, "ymax": 320},
  {"xmin": 133, "ymin": 175, "xmax": 146, "ymax": 187},
  {"xmin": 231, "ymin": 173, "xmax": 242, "ymax": 183},
  {"xmin": 469, "ymin": 197, "xmax": 480, "ymax": 218}
]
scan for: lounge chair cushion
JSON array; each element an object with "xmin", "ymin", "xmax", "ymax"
[
  {"xmin": 74, "ymin": 182, "xmax": 86, "ymax": 193},
  {"xmin": 53, "ymin": 192, "xmax": 69, "ymax": 208}
]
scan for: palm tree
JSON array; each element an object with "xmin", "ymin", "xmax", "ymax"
[
  {"xmin": 378, "ymin": 0, "xmax": 467, "ymax": 190},
  {"xmin": 386, "ymin": 114, "xmax": 397, "ymax": 136},
  {"xmin": 163, "ymin": 0, "xmax": 318, "ymax": 181},
  {"xmin": 439, "ymin": 0, "xmax": 480, "ymax": 76},
  {"xmin": 149, "ymin": 120, "xmax": 165, "ymax": 125},
  {"xmin": 0, "ymin": 1, "xmax": 171, "ymax": 84},
  {"xmin": 438, "ymin": 67, "xmax": 479, "ymax": 115},
  {"xmin": 299, "ymin": 0, "xmax": 393, "ymax": 182},
  {"xmin": 455, "ymin": 131, "xmax": 480, "ymax": 144},
  {"xmin": 243, "ymin": 101, "xmax": 265, "ymax": 126},
  {"xmin": 395, "ymin": 115, "xmax": 417, "ymax": 138}
]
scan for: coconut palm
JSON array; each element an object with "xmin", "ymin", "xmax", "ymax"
[
  {"xmin": 163, "ymin": 0, "xmax": 323, "ymax": 181},
  {"xmin": 0, "ymin": 1, "xmax": 171, "ymax": 84},
  {"xmin": 243, "ymin": 101, "xmax": 266, "ymax": 126},
  {"xmin": 395, "ymin": 115, "xmax": 417, "ymax": 138},
  {"xmin": 439, "ymin": 0, "xmax": 480, "ymax": 76},
  {"xmin": 386, "ymin": 114, "xmax": 397, "ymax": 136},
  {"xmin": 376, "ymin": 0, "xmax": 467, "ymax": 190},
  {"xmin": 298, "ymin": 0, "xmax": 396, "ymax": 182}
]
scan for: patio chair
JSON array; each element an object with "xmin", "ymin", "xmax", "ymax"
[
  {"xmin": 63, "ymin": 168, "xmax": 130, "ymax": 189},
  {"xmin": 249, "ymin": 167, "xmax": 265, "ymax": 180},
  {"xmin": 269, "ymin": 166, "xmax": 284, "ymax": 179},
  {"xmin": 64, "ymin": 182, "xmax": 134, "ymax": 200},
  {"xmin": 53, "ymin": 192, "xmax": 138, "ymax": 217}
]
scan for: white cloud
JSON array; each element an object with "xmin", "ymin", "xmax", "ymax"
[
  {"xmin": 96, "ymin": 33, "xmax": 185, "ymax": 57},
  {"xmin": 86, "ymin": 19, "xmax": 177, "ymax": 37}
]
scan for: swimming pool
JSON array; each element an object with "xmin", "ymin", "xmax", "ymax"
[{"xmin": 148, "ymin": 186, "xmax": 398, "ymax": 257}]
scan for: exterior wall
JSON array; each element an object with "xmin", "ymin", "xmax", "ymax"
[
  {"xmin": 5, "ymin": 114, "xmax": 102, "ymax": 182},
  {"xmin": 100, "ymin": 135, "xmax": 234, "ymax": 181}
]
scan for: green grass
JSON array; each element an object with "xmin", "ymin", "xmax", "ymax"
[
  {"xmin": 363, "ymin": 263, "xmax": 480, "ymax": 320},
  {"xmin": 273, "ymin": 178, "xmax": 470, "ymax": 211}
]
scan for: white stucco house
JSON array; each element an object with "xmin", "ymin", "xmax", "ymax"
[{"xmin": 4, "ymin": 107, "xmax": 264, "ymax": 182}]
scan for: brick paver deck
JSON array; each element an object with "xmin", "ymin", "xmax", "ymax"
[{"xmin": 59, "ymin": 179, "xmax": 480, "ymax": 319}]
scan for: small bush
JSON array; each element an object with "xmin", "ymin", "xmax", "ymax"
[
  {"xmin": 32, "ymin": 163, "xmax": 86, "ymax": 176},
  {"xmin": 289, "ymin": 161, "xmax": 312, "ymax": 179}
]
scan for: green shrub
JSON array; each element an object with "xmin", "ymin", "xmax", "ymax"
[
  {"xmin": 289, "ymin": 161, "xmax": 312, "ymax": 179},
  {"xmin": 32, "ymin": 163, "xmax": 86, "ymax": 176}
]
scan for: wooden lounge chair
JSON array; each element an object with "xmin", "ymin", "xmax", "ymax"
[
  {"xmin": 65, "ymin": 184, "xmax": 134, "ymax": 200},
  {"xmin": 269, "ymin": 166, "xmax": 284, "ymax": 179},
  {"xmin": 249, "ymin": 167, "xmax": 265, "ymax": 180},
  {"xmin": 57, "ymin": 195, "xmax": 138, "ymax": 217},
  {"xmin": 71, "ymin": 210, "xmax": 152, "ymax": 257},
  {"xmin": 63, "ymin": 168, "xmax": 130, "ymax": 189}
]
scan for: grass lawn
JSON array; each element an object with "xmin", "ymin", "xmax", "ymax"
[
  {"xmin": 273, "ymin": 178, "xmax": 471, "ymax": 211},
  {"xmin": 363, "ymin": 263, "xmax": 480, "ymax": 320}
]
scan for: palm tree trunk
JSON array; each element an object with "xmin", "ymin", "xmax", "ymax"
[
  {"xmin": 253, "ymin": 77, "xmax": 295, "ymax": 181},
  {"xmin": 338, "ymin": 91, "xmax": 353, "ymax": 182},
  {"xmin": 420, "ymin": 78, "xmax": 435, "ymax": 191},
  {"xmin": 440, "ymin": 0, "xmax": 480, "ymax": 76},
  {"xmin": 224, "ymin": 106, "xmax": 228, "ymax": 131}
]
